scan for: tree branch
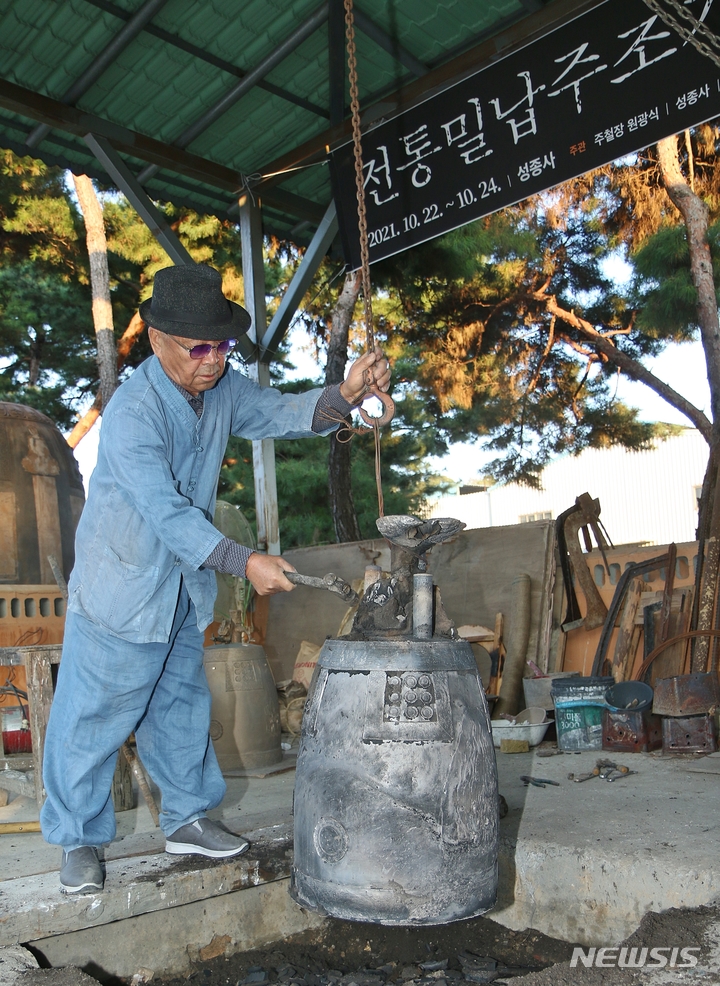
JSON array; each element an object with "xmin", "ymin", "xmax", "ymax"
[
  {"xmin": 531, "ymin": 290, "xmax": 713, "ymax": 443},
  {"xmin": 656, "ymin": 134, "xmax": 720, "ymax": 432},
  {"xmin": 66, "ymin": 311, "xmax": 145, "ymax": 449}
]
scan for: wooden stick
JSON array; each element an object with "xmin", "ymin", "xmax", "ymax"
[
  {"xmin": 621, "ymin": 624, "xmax": 643, "ymax": 682},
  {"xmin": 121, "ymin": 741, "xmax": 160, "ymax": 827},
  {"xmin": 611, "ymin": 577, "xmax": 644, "ymax": 682},
  {"xmin": 0, "ymin": 821, "xmax": 41, "ymax": 834}
]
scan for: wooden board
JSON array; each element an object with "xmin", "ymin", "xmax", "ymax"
[{"xmin": 0, "ymin": 821, "xmax": 293, "ymax": 946}]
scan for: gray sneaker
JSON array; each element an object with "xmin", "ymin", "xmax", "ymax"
[
  {"xmin": 165, "ymin": 817, "xmax": 250, "ymax": 858},
  {"xmin": 59, "ymin": 846, "xmax": 104, "ymax": 893}
]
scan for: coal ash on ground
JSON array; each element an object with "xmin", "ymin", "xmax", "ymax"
[{"xmin": 149, "ymin": 913, "xmax": 578, "ymax": 986}]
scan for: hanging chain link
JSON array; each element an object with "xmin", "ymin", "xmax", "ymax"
[
  {"xmin": 341, "ymin": 0, "xmax": 393, "ymax": 517},
  {"xmin": 640, "ymin": 0, "xmax": 720, "ymax": 70},
  {"xmin": 344, "ymin": 0, "xmax": 374, "ymax": 353}
]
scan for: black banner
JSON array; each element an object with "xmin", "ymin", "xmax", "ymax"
[{"xmin": 331, "ymin": 0, "xmax": 720, "ymax": 268}]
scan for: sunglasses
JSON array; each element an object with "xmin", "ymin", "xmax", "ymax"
[{"xmin": 171, "ymin": 338, "xmax": 237, "ymax": 360}]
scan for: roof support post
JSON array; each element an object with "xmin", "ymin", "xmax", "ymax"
[
  {"xmin": 260, "ymin": 201, "xmax": 338, "ymax": 362},
  {"xmin": 240, "ymin": 194, "xmax": 281, "ymax": 557}
]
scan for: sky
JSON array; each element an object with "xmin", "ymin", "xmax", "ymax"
[{"xmin": 69, "ymin": 332, "xmax": 712, "ymax": 493}]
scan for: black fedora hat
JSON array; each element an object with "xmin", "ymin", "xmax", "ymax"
[{"xmin": 139, "ymin": 264, "xmax": 252, "ymax": 339}]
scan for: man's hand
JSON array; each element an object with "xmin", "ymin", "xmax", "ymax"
[
  {"xmin": 245, "ymin": 553, "xmax": 297, "ymax": 595},
  {"xmin": 340, "ymin": 346, "xmax": 391, "ymax": 406}
]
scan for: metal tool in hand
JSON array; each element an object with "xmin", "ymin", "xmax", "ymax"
[
  {"xmin": 520, "ymin": 775, "xmax": 561, "ymax": 788},
  {"xmin": 358, "ymin": 367, "xmax": 395, "ymax": 428},
  {"xmin": 284, "ymin": 571, "xmax": 358, "ymax": 603}
]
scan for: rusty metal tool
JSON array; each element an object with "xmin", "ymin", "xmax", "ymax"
[
  {"xmin": 611, "ymin": 576, "xmax": 644, "ymax": 683},
  {"xmin": 605, "ymin": 769, "xmax": 636, "ymax": 782},
  {"xmin": 575, "ymin": 492, "xmax": 613, "ymax": 567},
  {"xmin": 556, "ymin": 504, "xmax": 583, "ymax": 627},
  {"xmin": 594, "ymin": 759, "xmax": 630, "ymax": 779},
  {"xmin": 658, "ymin": 542, "xmax": 677, "ymax": 646},
  {"xmin": 520, "ymin": 775, "xmax": 561, "ymax": 788},
  {"xmin": 557, "ymin": 495, "xmax": 611, "ymax": 631},
  {"xmin": 568, "ymin": 771, "xmax": 596, "ymax": 782},
  {"xmin": 591, "ymin": 552, "xmax": 671, "ymax": 676},
  {"xmin": 284, "ymin": 571, "xmax": 358, "ymax": 603}
]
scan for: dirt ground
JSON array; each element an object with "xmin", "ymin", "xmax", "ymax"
[{"xmin": 143, "ymin": 902, "xmax": 720, "ymax": 986}]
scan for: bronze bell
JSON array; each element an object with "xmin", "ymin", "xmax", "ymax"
[{"xmin": 290, "ymin": 516, "xmax": 499, "ymax": 925}]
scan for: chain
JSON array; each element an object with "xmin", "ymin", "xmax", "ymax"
[
  {"xmin": 344, "ymin": 0, "xmax": 374, "ymax": 352},
  {"xmin": 640, "ymin": 0, "xmax": 720, "ymax": 69},
  {"xmin": 343, "ymin": 0, "xmax": 386, "ymax": 517}
]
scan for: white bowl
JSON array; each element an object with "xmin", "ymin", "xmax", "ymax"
[
  {"xmin": 490, "ymin": 719, "xmax": 551, "ymax": 748},
  {"xmin": 513, "ymin": 707, "xmax": 548, "ymax": 726}
]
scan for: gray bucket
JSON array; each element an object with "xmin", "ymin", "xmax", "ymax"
[
  {"xmin": 522, "ymin": 671, "xmax": 580, "ymax": 711},
  {"xmin": 291, "ymin": 637, "xmax": 499, "ymax": 925}
]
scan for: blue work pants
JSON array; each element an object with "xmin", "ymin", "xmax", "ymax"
[{"xmin": 40, "ymin": 583, "xmax": 226, "ymax": 849}]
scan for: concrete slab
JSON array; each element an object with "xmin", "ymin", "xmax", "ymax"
[
  {"xmin": 30, "ymin": 875, "xmax": 326, "ymax": 983},
  {"xmin": 492, "ymin": 747, "xmax": 720, "ymax": 946},
  {"xmin": 687, "ymin": 752, "xmax": 720, "ymax": 775}
]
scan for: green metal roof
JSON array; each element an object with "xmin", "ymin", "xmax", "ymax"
[{"xmin": 0, "ymin": 0, "xmax": 578, "ymax": 244}]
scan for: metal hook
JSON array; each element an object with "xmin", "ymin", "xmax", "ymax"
[{"xmin": 358, "ymin": 389, "xmax": 395, "ymax": 427}]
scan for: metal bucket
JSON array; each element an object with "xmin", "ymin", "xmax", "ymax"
[
  {"xmin": 652, "ymin": 672, "xmax": 720, "ymax": 717},
  {"xmin": 291, "ymin": 637, "xmax": 499, "ymax": 925},
  {"xmin": 203, "ymin": 643, "xmax": 282, "ymax": 771}
]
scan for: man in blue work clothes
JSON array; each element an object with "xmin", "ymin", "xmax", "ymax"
[{"xmin": 41, "ymin": 263, "xmax": 391, "ymax": 893}]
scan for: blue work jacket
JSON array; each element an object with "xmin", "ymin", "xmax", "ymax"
[{"xmin": 67, "ymin": 355, "xmax": 328, "ymax": 642}]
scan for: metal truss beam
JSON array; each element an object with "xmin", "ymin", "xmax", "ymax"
[
  {"xmin": 260, "ymin": 201, "xmax": 338, "ymax": 362},
  {"xmin": 354, "ymin": 8, "xmax": 428, "ymax": 78},
  {"xmin": 0, "ymin": 79, "xmax": 321, "ymax": 223},
  {"xmin": 84, "ymin": 132, "xmax": 193, "ymax": 267},
  {"xmin": 82, "ymin": 0, "xmax": 328, "ymax": 119},
  {"xmin": 328, "ymin": 0, "xmax": 346, "ymax": 127}
]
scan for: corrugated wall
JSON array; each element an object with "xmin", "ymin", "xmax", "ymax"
[{"xmin": 429, "ymin": 429, "xmax": 709, "ymax": 546}]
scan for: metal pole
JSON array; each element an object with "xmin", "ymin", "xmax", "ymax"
[
  {"xmin": 239, "ymin": 195, "xmax": 281, "ymax": 556},
  {"xmin": 83, "ymin": 133, "xmax": 194, "ymax": 268},
  {"xmin": 260, "ymin": 201, "xmax": 338, "ymax": 360}
]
